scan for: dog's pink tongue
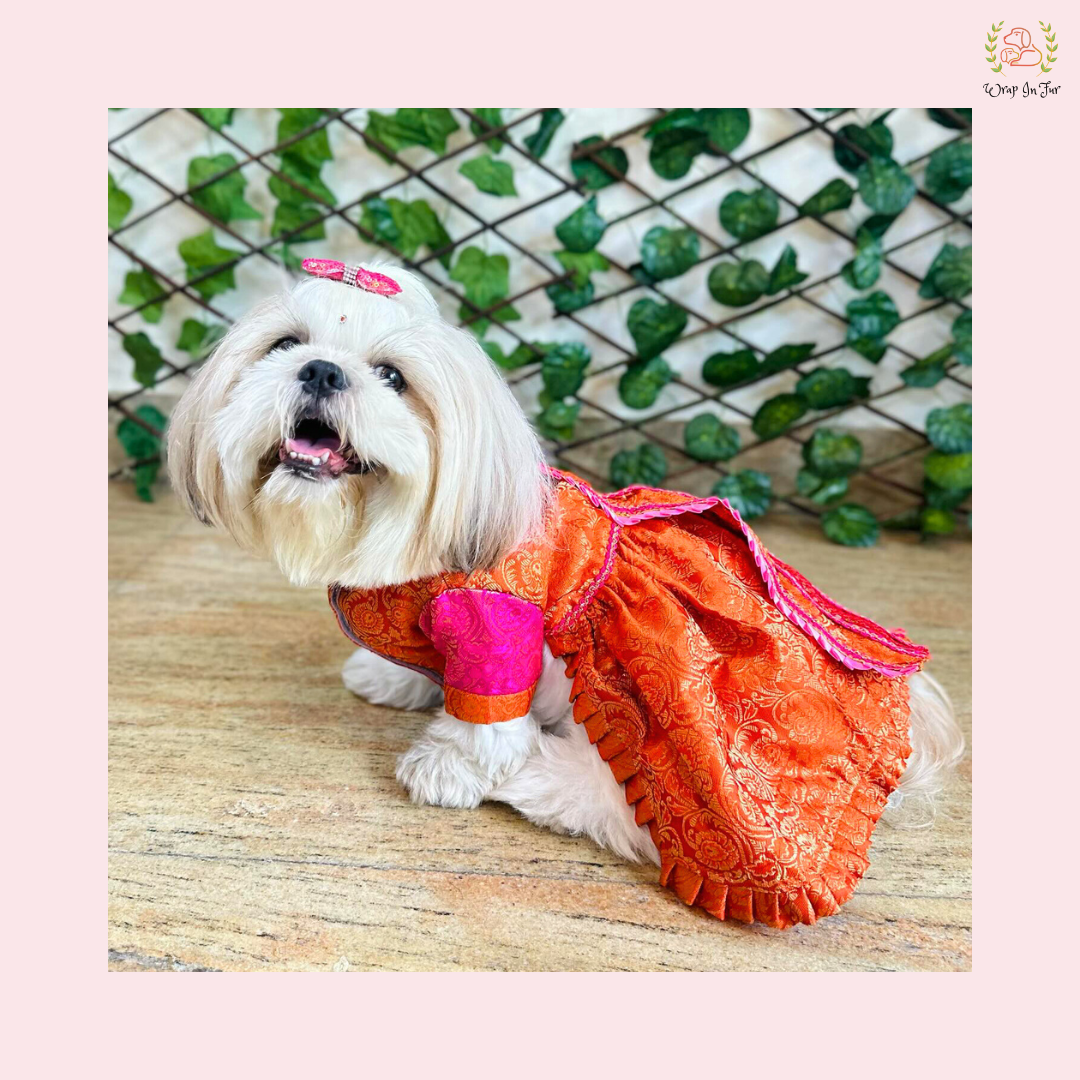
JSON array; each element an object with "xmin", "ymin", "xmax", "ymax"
[{"xmin": 286, "ymin": 434, "xmax": 341, "ymax": 456}]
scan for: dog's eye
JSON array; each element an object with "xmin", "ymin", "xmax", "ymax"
[
  {"xmin": 375, "ymin": 364, "xmax": 407, "ymax": 393},
  {"xmin": 270, "ymin": 336, "xmax": 301, "ymax": 353}
]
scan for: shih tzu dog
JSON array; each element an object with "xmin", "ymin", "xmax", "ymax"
[{"xmin": 168, "ymin": 259, "xmax": 963, "ymax": 928}]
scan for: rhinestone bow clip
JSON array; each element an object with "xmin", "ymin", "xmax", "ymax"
[{"xmin": 301, "ymin": 258, "xmax": 402, "ymax": 297}]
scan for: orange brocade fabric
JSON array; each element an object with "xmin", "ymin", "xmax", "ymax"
[{"xmin": 330, "ymin": 470, "xmax": 929, "ymax": 929}]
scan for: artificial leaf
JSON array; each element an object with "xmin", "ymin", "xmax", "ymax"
[
  {"xmin": 640, "ymin": 226, "xmax": 699, "ymax": 281},
  {"xmin": 796, "ymin": 469, "xmax": 849, "ymax": 504},
  {"xmin": 846, "ymin": 290, "xmax": 899, "ymax": 359},
  {"xmin": 132, "ymin": 460, "xmax": 161, "ymax": 502},
  {"xmin": 952, "ymin": 310, "xmax": 972, "ymax": 365},
  {"xmin": 619, "ymin": 356, "xmax": 674, "ymax": 409},
  {"xmin": 927, "ymin": 109, "xmax": 972, "ymax": 130},
  {"xmin": 572, "ymin": 136, "xmax": 629, "ymax": 190},
  {"xmin": 924, "ymin": 142, "xmax": 972, "ymax": 203},
  {"xmin": 712, "ymin": 469, "xmax": 772, "ymax": 519},
  {"xmin": 752, "ymin": 393, "xmax": 808, "ymax": 439},
  {"xmin": 178, "ymin": 230, "xmax": 242, "ymax": 299},
  {"xmin": 611, "ymin": 443, "xmax": 668, "ymax": 488},
  {"xmin": 123, "ymin": 332, "xmax": 164, "ymax": 387},
  {"xmin": 546, "ymin": 278, "xmax": 594, "ymax": 313},
  {"xmin": 108, "ymin": 172, "xmax": 132, "ymax": 230},
  {"xmin": 555, "ymin": 196, "xmax": 606, "ymax": 252},
  {"xmin": 117, "ymin": 404, "xmax": 167, "ymax": 460},
  {"xmin": 684, "ymin": 413, "xmax": 740, "ymax": 461},
  {"xmin": 702, "ymin": 349, "xmax": 758, "ymax": 387},
  {"xmin": 795, "ymin": 367, "xmax": 870, "ymax": 409},
  {"xmin": 762, "ymin": 342, "xmax": 815, "ymax": 373},
  {"xmin": 469, "ymin": 108, "xmax": 505, "ymax": 152},
  {"xmin": 364, "ymin": 107, "xmax": 459, "ymax": 158},
  {"xmin": 919, "ymin": 244, "xmax": 972, "ymax": 300},
  {"xmin": 841, "ymin": 227, "xmax": 882, "ymax": 289},
  {"xmin": 701, "ymin": 108, "xmax": 751, "ymax": 154},
  {"xmin": 707, "ymin": 259, "xmax": 768, "ymax": 307},
  {"xmin": 535, "ymin": 399, "xmax": 580, "ymax": 441},
  {"xmin": 187, "ymin": 154, "xmax": 262, "ymax": 223},
  {"xmin": 765, "ymin": 244, "xmax": 808, "ymax": 294},
  {"xmin": 627, "ymin": 299, "xmax": 687, "ymax": 360},
  {"xmin": 719, "ymin": 188, "xmax": 779, "ymax": 241},
  {"xmin": 926, "ymin": 402, "xmax": 972, "ymax": 454},
  {"xmin": 802, "ymin": 428, "xmax": 863, "ymax": 477},
  {"xmin": 900, "ymin": 346, "xmax": 950, "ymax": 387},
  {"xmin": 460, "ymin": 154, "xmax": 517, "ymax": 197},
  {"xmin": 856, "ymin": 156, "xmax": 916, "ymax": 215},
  {"xmin": 272, "ymin": 201, "xmax": 325, "ymax": 242},
  {"xmin": 360, "ymin": 196, "xmax": 454, "ymax": 267},
  {"xmin": 191, "ymin": 108, "xmax": 234, "ymax": 131},
  {"xmin": 834, "ymin": 120, "xmax": 894, "ymax": 173},
  {"xmin": 924, "ymin": 450, "xmax": 972, "ymax": 490},
  {"xmin": 277, "ymin": 108, "xmax": 334, "ymax": 169},
  {"xmin": 270, "ymin": 155, "xmax": 336, "ymax": 207},
  {"xmin": 822, "ymin": 504, "xmax": 880, "ymax": 547},
  {"xmin": 799, "ymin": 178, "xmax": 855, "ymax": 217},
  {"xmin": 924, "ymin": 477, "xmax": 970, "ymax": 510},
  {"xmin": 540, "ymin": 342, "xmax": 591, "ymax": 398},
  {"xmin": 118, "ymin": 268, "xmax": 167, "ymax": 323},
  {"xmin": 861, "ymin": 213, "xmax": 898, "ymax": 239},
  {"xmin": 176, "ymin": 319, "xmax": 226, "ymax": 359},
  {"xmin": 920, "ymin": 507, "xmax": 956, "ymax": 535},
  {"xmin": 555, "ymin": 249, "xmax": 609, "ymax": 287},
  {"xmin": 649, "ymin": 126, "xmax": 707, "ymax": 180},
  {"xmin": 524, "ymin": 109, "xmax": 564, "ymax": 159}
]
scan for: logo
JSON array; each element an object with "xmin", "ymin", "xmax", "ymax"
[{"xmin": 986, "ymin": 20, "xmax": 1059, "ymax": 74}]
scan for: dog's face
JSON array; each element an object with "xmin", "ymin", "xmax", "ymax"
[
  {"xmin": 168, "ymin": 267, "xmax": 546, "ymax": 589},
  {"xmin": 1004, "ymin": 27, "xmax": 1029, "ymax": 48}
]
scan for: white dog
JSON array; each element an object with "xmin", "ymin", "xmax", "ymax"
[{"xmin": 169, "ymin": 264, "xmax": 963, "ymax": 908}]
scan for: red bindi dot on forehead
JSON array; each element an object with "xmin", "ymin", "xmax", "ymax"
[{"xmin": 339, "ymin": 315, "xmax": 347, "ymax": 323}]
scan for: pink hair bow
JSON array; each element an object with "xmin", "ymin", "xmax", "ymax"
[{"xmin": 301, "ymin": 258, "xmax": 402, "ymax": 298}]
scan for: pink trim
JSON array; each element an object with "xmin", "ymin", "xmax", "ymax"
[
  {"xmin": 550, "ymin": 521, "xmax": 623, "ymax": 635},
  {"xmin": 301, "ymin": 258, "xmax": 402, "ymax": 297}
]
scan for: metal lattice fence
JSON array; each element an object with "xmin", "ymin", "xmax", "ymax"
[{"xmin": 108, "ymin": 108, "xmax": 972, "ymax": 544}]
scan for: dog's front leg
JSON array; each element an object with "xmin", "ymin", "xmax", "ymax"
[{"xmin": 396, "ymin": 711, "xmax": 540, "ymax": 809}]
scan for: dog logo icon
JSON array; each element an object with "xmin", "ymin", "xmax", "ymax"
[{"xmin": 1000, "ymin": 27, "xmax": 1043, "ymax": 66}]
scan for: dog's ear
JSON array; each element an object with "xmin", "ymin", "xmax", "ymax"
[
  {"xmin": 166, "ymin": 357, "xmax": 224, "ymax": 528},
  {"xmin": 1020, "ymin": 27, "xmax": 1031, "ymax": 47}
]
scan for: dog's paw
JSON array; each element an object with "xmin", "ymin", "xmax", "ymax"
[
  {"xmin": 396, "ymin": 738, "xmax": 492, "ymax": 809},
  {"xmin": 342, "ymin": 649, "xmax": 442, "ymax": 710}
]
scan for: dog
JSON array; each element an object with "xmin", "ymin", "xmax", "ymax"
[
  {"xmin": 168, "ymin": 261, "xmax": 964, "ymax": 926},
  {"xmin": 1000, "ymin": 27, "xmax": 1043, "ymax": 66}
]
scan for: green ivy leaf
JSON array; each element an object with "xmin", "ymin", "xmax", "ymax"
[
  {"xmin": 900, "ymin": 346, "xmax": 951, "ymax": 387},
  {"xmin": 535, "ymin": 399, "xmax": 580, "ymax": 441},
  {"xmin": 752, "ymin": 394, "xmax": 808, "ymax": 439},
  {"xmin": 684, "ymin": 413, "xmax": 740, "ymax": 461},
  {"xmin": 178, "ymin": 230, "xmax": 242, "ymax": 299},
  {"xmin": 719, "ymin": 188, "xmax": 779, "ymax": 241},
  {"xmin": 802, "ymin": 428, "xmax": 863, "ymax": 477},
  {"xmin": 132, "ymin": 460, "xmax": 161, "ymax": 502},
  {"xmin": 701, "ymin": 108, "xmax": 751, "ymax": 154},
  {"xmin": 762, "ymin": 342, "xmax": 815, "ymax": 374},
  {"xmin": 797, "ymin": 469, "xmax": 849, "ymax": 504},
  {"xmin": 554, "ymin": 249, "xmax": 609, "ymax": 288},
  {"xmin": 926, "ymin": 402, "xmax": 972, "ymax": 453},
  {"xmin": 627, "ymin": 299, "xmax": 687, "ymax": 360},
  {"xmin": 176, "ymin": 319, "xmax": 226, "ymax": 359},
  {"xmin": 765, "ymin": 244, "xmax": 809, "ymax": 294},
  {"xmin": 123, "ymin": 332, "xmax": 165, "ymax": 388},
  {"xmin": 270, "ymin": 155, "xmax": 335, "ymax": 207},
  {"xmin": 856, "ymin": 156, "xmax": 916, "ymax": 216},
  {"xmin": 919, "ymin": 244, "xmax": 972, "ymax": 300},
  {"xmin": 117, "ymin": 403, "xmax": 167, "ymax": 460},
  {"xmin": 450, "ymin": 247, "xmax": 519, "ymax": 334},
  {"xmin": 188, "ymin": 154, "xmax": 262, "ymax": 224},
  {"xmin": 359, "ymin": 197, "xmax": 453, "ymax": 268},
  {"xmin": 547, "ymin": 278, "xmax": 594, "ymax": 313},
  {"xmin": 572, "ymin": 136, "xmax": 628, "ymax": 190},
  {"xmin": 924, "ymin": 476, "xmax": 970, "ymax": 510},
  {"xmin": 924, "ymin": 450, "xmax": 972, "ymax": 490},
  {"xmin": 108, "ymin": 172, "xmax": 132, "ymax": 230},
  {"xmin": 846, "ymin": 290, "xmax": 899, "ymax": 360},
  {"xmin": 278, "ymin": 108, "xmax": 334, "ymax": 170},
  {"xmin": 191, "ymin": 108, "xmax": 234, "ymax": 131},
  {"xmin": 924, "ymin": 142, "xmax": 972, "ymax": 203},
  {"xmin": 649, "ymin": 126, "xmax": 707, "ymax": 180},
  {"xmin": 707, "ymin": 259, "xmax": 768, "ymax": 306},
  {"xmin": 611, "ymin": 443, "xmax": 668, "ymax": 488},
  {"xmin": 927, "ymin": 108, "xmax": 972, "ymax": 130},
  {"xmin": 920, "ymin": 507, "xmax": 956, "ymax": 535},
  {"xmin": 460, "ymin": 154, "xmax": 517, "ymax": 196},
  {"xmin": 619, "ymin": 356, "xmax": 674, "ymax": 409},
  {"xmin": 469, "ymin": 108, "xmax": 505, "ymax": 152},
  {"xmin": 540, "ymin": 342, "xmax": 591, "ymax": 398},
  {"xmin": 712, "ymin": 469, "xmax": 772, "ymax": 519},
  {"xmin": 795, "ymin": 367, "xmax": 870, "ymax": 409},
  {"xmin": 640, "ymin": 226, "xmax": 699, "ymax": 281},
  {"xmin": 862, "ymin": 213, "xmax": 898, "ymax": 239},
  {"xmin": 272, "ymin": 201, "xmax": 325, "ymax": 242},
  {"xmin": 702, "ymin": 349, "xmax": 759, "ymax": 388},
  {"xmin": 952, "ymin": 310, "xmax": 972, "ymax": 365},
  {"xmin": 364, "ymin": 107, "xmax": 459, "ymax": 158},
  {"xmin": 555, "ymin": 196, "xmax": 606, "ymax": 253},
  {"xmin": 834, "ymin": 120, "xmax": 893, "ymax": 173},
  {"xmin": 799, "ymin": 177, "xmax": 855, "ymax": 217},
  {"xmin": 841, "ymin": 227, "xmax": 883, "ymax": 289},
  {"xmin": 118, "ymin": 268, "xmax": 167, "ymax": 324},
  {"xmin": 524, "ymin": 109, "xmax": 564, "ymax": 159},
  {"xmin": 822, "ymin": 504, "xmax": 880, "ymax": 547}
]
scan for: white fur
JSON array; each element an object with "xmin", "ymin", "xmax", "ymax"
[{"xmin": 172, "ymin": 262, "xmax": 963, "ymax": 876}]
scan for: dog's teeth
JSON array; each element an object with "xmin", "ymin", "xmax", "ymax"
[
  {"xmin": 289, "ymin": 451, "xmax": 298, "ymax": 459},
  {"xmin": 320, "ymin": 453, "xmax": 330, "ymax": 464}
]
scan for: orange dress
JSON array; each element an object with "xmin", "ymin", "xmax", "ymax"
[{"xmin": 331, "ymin": 468, "xmax": 928, "ymax": 929}]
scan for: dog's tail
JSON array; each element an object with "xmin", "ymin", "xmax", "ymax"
[{"xmin": 884, "ymin": 671, "xmax": 965, "ymax": 828}]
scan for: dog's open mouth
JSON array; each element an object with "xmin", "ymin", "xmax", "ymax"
[{"xmin": 278, "ymin": 417, "xmax": 372, "ymax": 479}]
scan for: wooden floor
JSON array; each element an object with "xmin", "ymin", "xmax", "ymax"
[{"xmin": 109, "ymin": 483, "xmax": 971, "ymax": 971}]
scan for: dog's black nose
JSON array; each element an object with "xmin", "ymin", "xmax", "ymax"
[{"xmin": 297, "ymin": 359, "xmax": 348, "ymax": 398}]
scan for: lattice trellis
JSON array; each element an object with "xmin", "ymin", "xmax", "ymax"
[{"xmin": 108, "ymin": 107, "xmax": 972, "ymax": 536}]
